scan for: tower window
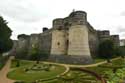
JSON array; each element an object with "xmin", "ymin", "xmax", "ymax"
[
  {"xmin": 57, "ymin": 42, "xmax": 60, "ymax": 45},
  {"xmin": 66, "ymin": 40, "xmax": 69, "ymax": 45}
]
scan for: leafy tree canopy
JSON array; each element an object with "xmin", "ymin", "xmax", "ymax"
[
  {"xmin": 0, "ymin": 16, "xmax": 13, "ymax": 54},
  {"xmin": 98, "ymin": 39, "xmax": 115, "ymax": 59},
  {"xmin": 115, "ymin": 46, "xmax": 125, "ymax": 58}
]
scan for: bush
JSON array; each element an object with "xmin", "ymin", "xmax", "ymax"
[{"xmin": 115, "ymin": 46, "xmax": 125, "ymax": 58}]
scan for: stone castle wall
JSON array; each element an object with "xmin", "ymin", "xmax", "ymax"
[
  {"xmin": 39, "ymin": 31, "xmax": 52, "ymax": 54},
  {"xmin": 97, "ymin": 30, "xmax": 120, "ymax": 47},
  {"xmin": 16, "ymin": 37, "xmax": 30, "ymax": 58},
  {"xmin": 28, "ymin": 34, "xmax": 40, "ymax": 55},
  {"xmin": 12, "ymin": 10, "xmax": 120, "ymax": 64},
  {"xmin": 110, "ymin": 35, "xmax": 120, "ymax": 47}
]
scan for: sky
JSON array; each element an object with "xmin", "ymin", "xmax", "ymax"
[{"xmin": 0, "ymin": 0, "xmax": 125, "ymax": 40}]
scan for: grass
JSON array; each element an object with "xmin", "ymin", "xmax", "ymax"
[
  {"xmin": 87, "ymin": 58, "xmax": 125, "ymax": 81},
  {"xmin": 9, "ymin": 57, "xmax": 125, "ymax": 83},
  {"xmin": 10, "ymin": 59, "xmax": 33, "ymax": 68},
  {"xmin": 88, "ymin": 58, "xmax": 125, "ymax": 72},
  {"xmin": 42, "ymin": 70, "xmax": 100, "ymax": 83},
  {"xmin": 93, "ymin": 58, "xmax": 105, "ymax": 63},
  {"xmin": 9, "ymin": 59, "xmax": 99, "ymax": 83},
  {"xmin": 8, "ymin": 59, "xmax": 66, "ymax": 82},
  {"xmin": 102, "ymin": 58, "xmax": 125, "ymax": 67}
]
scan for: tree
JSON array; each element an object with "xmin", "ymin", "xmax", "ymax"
[
  {"xmin": 0, "ymin": 16, "xmax": 13, "ymax": 55},
  {"xmin": 30, "ymin": 47, "xmax": 50, "ymax": 63},
  {"xmin": 30, "ymin": 47, "xmax": 41, "ymax": 64},
  {"xmin": 98, "ymin": 39, "xmax": 115, "ymax": 62},
  {"xmin": 115, "ymin": 46, "xmax": 125, "ymax": 58}
]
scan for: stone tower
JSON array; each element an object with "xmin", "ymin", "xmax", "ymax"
[{"xmin": 49, "ymin": 11, "xmax": 93, "ymax": 64}]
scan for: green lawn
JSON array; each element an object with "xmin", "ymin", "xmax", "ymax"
[
  {"xmin": 93, "ymin": 58, "xmax": 105, "ymax": 63},
  {"xmin": 8, "ymin": 60, "xmax": 66, "ymax": 82},
  {"xmin": 10, "ymin": 59, "xmax": 34, "ymax": 68}
]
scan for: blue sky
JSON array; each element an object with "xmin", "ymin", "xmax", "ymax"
[{"xmin": 0, "ymin": 0, "xmax": 125, "ymax": 39}]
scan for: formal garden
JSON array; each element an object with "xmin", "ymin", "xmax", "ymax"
[
  {"xmin": 7, "ymin": 59, "xmax": 67, "ymax": 83},
  {"xmin": 5, "ymin": 57, "xmax": 125, "ymax": 83},
  {"xmin": 88, "ymin": 58, "xmax": 125, "ymax": 83},
  {"xmin": 7, "ymin": 59, "xmax": 102, "ymax": 83}
]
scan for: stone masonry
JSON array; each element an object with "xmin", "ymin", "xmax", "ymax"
[{"xmin": 11, "ymin": 10, "xmax": 120, "ymax": 64}]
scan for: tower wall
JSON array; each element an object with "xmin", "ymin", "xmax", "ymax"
[
  {"xmin": 88, "ymin": 27, "xmax": 99, "ymax": 57},
  {"xmin": 68, "ymin": 25, "xmax": 90, "ymax": 56},
  {"xmin": 16, "ymin": 37, "xmax": 30, "ymax": 58},
  {"xmin": 51, "ymin": 30, "xmax": 67, "ymax": 55},
  {"xmin": 67, "ymin": 25, "xmax": 92, "ymax": 63}
]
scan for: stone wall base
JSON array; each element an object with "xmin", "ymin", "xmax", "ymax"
[{"xmin": 48, "ymin": 55, "xmax": 93, "ymax": 65}]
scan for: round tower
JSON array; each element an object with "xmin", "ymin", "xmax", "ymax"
[
  {"xmin": 69, "ymin": 11, "xmax": 87, "ymax": 25},
  {"xmin": 53, "ymin": 18, "xmax": 63, "ymax": 29}
]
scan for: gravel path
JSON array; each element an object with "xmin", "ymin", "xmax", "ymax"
[
  {"xmin": 44, "ymin": 57, "xmax": 121, "ymax": 68},
  {"xmin": 0, "ymin": 56, "xmax": 15, "ymax": 83}
]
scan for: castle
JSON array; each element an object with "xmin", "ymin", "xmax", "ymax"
[{"xmin": 11, "ymin": 10, "xmax": 120, "ymax": 64}]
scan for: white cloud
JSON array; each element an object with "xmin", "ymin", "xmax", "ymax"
[
  {"xmin": 0, "ymin": 0, "xmax": 125, "ymax": 39},
  {"xmin": 120, "ymin": 11, "xmax": 125, "ymax": 16}
]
